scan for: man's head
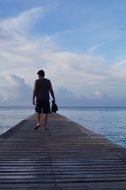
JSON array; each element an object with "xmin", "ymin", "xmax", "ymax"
[{"xmin": 37, "ymin": 70, "xmax": 45, "ymax": 78}]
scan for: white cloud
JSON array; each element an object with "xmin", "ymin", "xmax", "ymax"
[
  {"xmin": 0, "ymin": 74, "xmax": 32, "ymax": 105},
  {"xmin": 94, "ymin": 90, "xmax": 106, "ymax": 98},
  {"xmin": 109, "ymin": 59, "xmax": 126, "ymax": 81},
  {"xmin": 87, "ymin": 41, "xmax": 112, "ymax": 53},
  {"xmin": 0, "ymin": 6, "xmax": 126, "ymax": 106},
  {"xmin": 0, "ymin": 7, "xmax": 46, "ymax": 37},
  {"xmin": 0, "ymin": 7, "xmax": 57, "ymax": 83}
]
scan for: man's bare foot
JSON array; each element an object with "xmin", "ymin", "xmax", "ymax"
[
  {"xmin": 34, "ymin": 123, "xmax": 40, "ymax": 129},
  {"xmin": 43, "ymin": 126, "xmax": 48, "ymax": 130}
]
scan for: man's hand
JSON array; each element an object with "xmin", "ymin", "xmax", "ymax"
[
  {"xmin": 52, "ymin": 99, "xmax": 55, "ymax": 104},
  {"xmin": 32, "ymin": 99, "xmax": 35, "ymax": 105}
]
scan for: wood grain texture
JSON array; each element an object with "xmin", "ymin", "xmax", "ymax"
[{"xmin": 0, "ymin": 113, "xmax": 126, "ymax": 189}]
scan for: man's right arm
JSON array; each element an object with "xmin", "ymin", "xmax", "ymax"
[{"xmin": 32, "ymin": 80, "xmax": 37, "ymax": 105}]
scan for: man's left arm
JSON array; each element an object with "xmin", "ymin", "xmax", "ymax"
[{"xmin": 49, "ymin": 81, "xmax": 55, "ymax": 101}]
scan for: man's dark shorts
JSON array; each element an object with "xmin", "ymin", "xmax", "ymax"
[{"xmin": 35, "ymin": 99, "xmax": 50, "ymax": 114}]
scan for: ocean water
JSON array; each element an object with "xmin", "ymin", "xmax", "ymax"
[
  {"xmin": 0, "ymin": 106, "xmax": 34, "ymax": 135},
  {"xmin": 0, "ymin": 106, "xmax": 126, "ymax": 148},
  {"xmin": 59, "ymin": 107, "xmax": 126, "ymax": 148}
]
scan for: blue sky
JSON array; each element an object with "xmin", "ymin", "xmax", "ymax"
[{"xmin": 0, "ymin": 0, "xmax": 126, "ymax": 106}]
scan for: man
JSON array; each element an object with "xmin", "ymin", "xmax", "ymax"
[{"xmin": 32, "ymin": 70, "xmax": 55, "ymax": 129}]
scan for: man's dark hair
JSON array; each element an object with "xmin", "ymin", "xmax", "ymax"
[{"xmin": 37, "ymin": 70, "xmax": 45, "ymax": 77}]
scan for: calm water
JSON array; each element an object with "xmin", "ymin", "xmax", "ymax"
[
  {"xmin": 59, "ymin": 107, "xmax": 126, "ymax": 148},
  {"xmin": 0, "ymin": 106, "xmax": 126, "ymax": 148},
  {"xmin": 0, "ymin": 106, "xmax": 34, "ymax": 135}
]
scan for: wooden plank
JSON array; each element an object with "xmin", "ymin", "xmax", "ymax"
[{"xmin": 0, "ymin": 113, "xmax": 126, "ymax": 189}]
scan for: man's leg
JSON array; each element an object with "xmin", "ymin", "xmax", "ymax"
[
  {"xmin": 34, "ymin": 112, "xmax": 41, "ymax": 129},
  {"xmin": 36, "ymin": 112, "xmax": 41, "ymax": 125},
  {"xmin": 43, "ymin": 114, "xmax": 48, "ymax": 129},
  {"xmin": 43, "ymin": 100, "xmax": 50, "ymax": 129},
  {"xmin": 34, "ymin": 100, "xmax": 42, "ymax": 129}
]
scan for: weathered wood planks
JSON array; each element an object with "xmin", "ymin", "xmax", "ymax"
[{"xmin": 0, "ymin": 113, "xmax": 126, "ymax": 189}]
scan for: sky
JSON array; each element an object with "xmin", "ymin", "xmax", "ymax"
[{"xmin": 0, "ymin": 0, "xmax": 126, "ymax": 106}]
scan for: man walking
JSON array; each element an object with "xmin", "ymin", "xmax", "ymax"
[{"xmin": 32, "ymin": 70, "xmax": 55, "ymax": 129}]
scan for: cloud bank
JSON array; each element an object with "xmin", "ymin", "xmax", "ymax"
[
  {"xmin": 0, "ymin": 74, "xmax": 32, "ymax": 105},
  {"xmin": 0, "ymin": 6, "xmax": 126, "ymax": 106}
]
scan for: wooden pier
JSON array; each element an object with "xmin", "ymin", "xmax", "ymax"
[{"xmin": 0, "ymin": 113, "xmax": 126, "ymax": 189}]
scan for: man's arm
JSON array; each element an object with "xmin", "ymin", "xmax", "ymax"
[
  {"xmin": 32, "ymin": 80, "xmax": 37, "ymax": 105},
  {"xmin": 49, "ymin": 81, "xmax": 55, "ymax": 101}
]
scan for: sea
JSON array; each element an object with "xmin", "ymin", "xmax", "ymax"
[{"xmin": 0, "ymin": 106, "xmax": 126, "ymax": 148}]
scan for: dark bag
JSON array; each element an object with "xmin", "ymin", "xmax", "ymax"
[{"xmin": 51, "ymin": 100, "xmax": 58, "ymax": 113}]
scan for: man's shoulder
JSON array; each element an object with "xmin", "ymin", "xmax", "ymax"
[
  {"xmin": 44, "ymin": 78, "xmax": 51, "ymax": 83},
  {"xmin": 36, "ymin": 78, "xmax": 51, "ymax": 84}
]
